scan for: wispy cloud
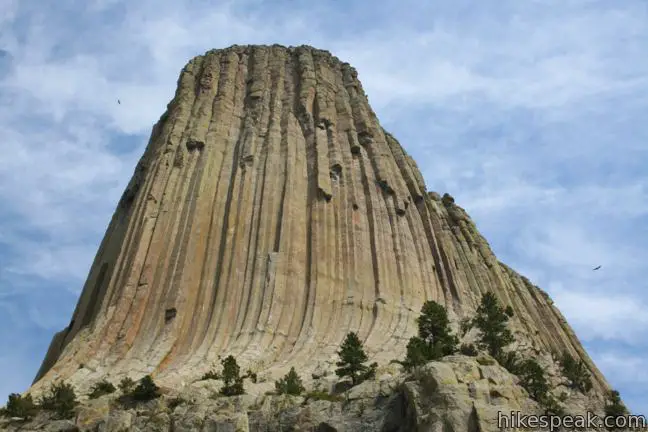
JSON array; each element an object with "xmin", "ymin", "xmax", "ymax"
[
  {"xmin": 0, "ymin": 0, "xmax": 646, "ymax": 414},
  {"xmin": 552, "ymin": 290, "xmax": 648, "ymax": 344},
  {"xmin": 591, "ymin": 349, "xmax": 648, "ymax": 414}
]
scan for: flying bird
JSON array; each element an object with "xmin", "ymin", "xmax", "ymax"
[
  {"xmin": 117, "ymin": 99, "xmax": 121, "ymax": 104},
  {"xmin": 593, "ymin": 265, "xmax": 601, "ymax": 271}
]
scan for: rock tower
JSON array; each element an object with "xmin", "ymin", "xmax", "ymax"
[{"xmin": 32, "ymin": 45, "xmax": 610, "ymax": 399}]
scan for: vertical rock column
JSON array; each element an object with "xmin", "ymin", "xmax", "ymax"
[{"xmin": 32, "ymin": 45, "xmax": 610, "ymax": 398}]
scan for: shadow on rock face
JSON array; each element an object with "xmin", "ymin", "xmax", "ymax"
[{"xmin": 316, "ymin": 422, "xmax": 338, "ymax": 431}]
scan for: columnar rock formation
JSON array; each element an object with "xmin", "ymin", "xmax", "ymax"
[{"xmin": 32, "ymin": 44, "xmax": 609, "ymax": 399}]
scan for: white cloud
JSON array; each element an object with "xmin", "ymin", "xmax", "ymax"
[
  {"xmin": 589, "ymin": 349, "xmax": 648, "ymax": 414},
  {"xmin": 514, "ymin": 222, "xmax": 643, "ymax": 274},
  {"xmin": 551, "ymin": 289, "xmax": 648, "ymax": 344},
  {"xmin": 333, "ymin": 6, "xmax": 648, "ymax": 113},
  {"xmin": 0, "ymin": 0, "xmax": 17, "ymax": 27},
  {"xmin": 593, "ymin": 351, "xmax": 648, "ymax": 385}
]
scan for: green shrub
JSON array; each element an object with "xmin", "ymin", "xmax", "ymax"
[
  {"xmin": 357, "ymin": 400, "xmax": 366, "ymax": 416},
  {"xmin": 335, "ymin": 332, "xmax": 376, "ymax": 386},
  {"xmin": 275, "ymin": 367, "xmax": 305, "ymax": 396},
  {"xmin": 220, "ymin": 355, "xmax": 245, "ymax": 396},
  {"xmin": 243, "ymin": 370, "xmax": 258, "ymax": 383},
  {"xmin": 40, "ymin": 382, "xmax": 78, "ymax": 419},
  {"xmin": 558, "ymin": 352, "xmax": 592, "ymax": 393},
  {"xmin": 441, "ymin": 193, "xmax": 455, "ymax": 205},
  {"xmin": 459, "ymin": 343, "xmax": 478, "ymax": 356},
  {"xmin": 88, "ymin": 380, "xmax": 116, "ymax": 399},
  {"xmin": 496, "ymin": 351, "xmax": 521, "ymax": 375},
  {"xmin": 118, "ymin": 377, "xmax": 135, "ymax": 394},
  {"xmin": 459, "ymin": 318, "xmax": 472, "ymax": 337},
  {"xmin": 362, "ymin": 362, "xmax": 378, "ymax": 382},
  {"xmin": 201, "ymin": 369, "xmax": 221, "ymax": 381},
  {"xmin": 167, "ymin": 397, "xmax": 186, "ymax": 410},
  {"xmin": 0, "ymin": 393, "xmax": 38, "ymax": 420},
  {"xmin": 130, "ymin": 375, "xmax": 160, "ymax": 402},
  {"xmin": 540, "ymin": 395, "xmax": 565, "ymax": 416}
]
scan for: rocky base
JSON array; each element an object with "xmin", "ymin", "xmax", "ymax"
[{"xmin": 1, "ymin": 356, "xmax": 610, "ymax": 432}]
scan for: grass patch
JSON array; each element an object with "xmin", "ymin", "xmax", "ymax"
[{"xmin": 304, "ymin": 391, "xmax": 343, "ymax": 402}]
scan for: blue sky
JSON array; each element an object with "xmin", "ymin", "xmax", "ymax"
[{"xmin": 1, "ymin": 0, "xmax": 647, "ymax": 414}]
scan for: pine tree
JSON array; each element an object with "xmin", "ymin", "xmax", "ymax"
[
  {"xmin": 88, "ymin": 379, "xmax": 116, "ymax": 399},
  {"xmin": 131, "ymin": 375, "xmax": 160, "ymax": 401},
  {"xmin": 0, "ymin": 393, "xmax": 38, "ymax": 420},
  {"xmin": 275, "ymin": 367, "xmax": 305, "ymax": 396},
  {"xmin": 401, "ymin": 300, "xmax": 458, "ymax": 369},
  {"xmin": 559, "ymin": 352, "xmax": 592, "ymax": 393},
  {"xmin": 417, "ymin": 300, "xmax": 459, "ymax": 357},
  {"xmin": 40, "ymin": 381, "xmax": 78, "ymax": 419},
  {"xmin": 118, "ymin": 377, "xmax": 135, "ymax": 394},
  {"xmin": 220, "ymin": 355, "xmax": 245, "ymax": 396},
  {"xmin": 473, "ymin": 292, "xmax": 514, "ymax": 358},
  {"xmin": 517, "ymin": 358, "xmax": 550, "ymax": 401},
  {"xmin": 459, "ymin": 343, "xmax": 478, "ymax": 356},
  {"xmin": 336, "ymin": 332, "xmax": 376, "ymax": 386},
  {"xmin": 401, "ymin": 336, "xmax": 433, "ymax": 370},
  {"xmin": 604, "ymin": 390, "xmax": 628, "ymax": 430},
  {"xmin": 498, "ymin": 351, "xmax": 522, "ymax": 375},
  {"xmin": 541, "ymin": 395, "xmax": 565, "ymax": 416}
]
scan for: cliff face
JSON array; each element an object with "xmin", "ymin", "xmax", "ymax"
[{"xmin": 31, "ymin": 44, "xmax": 608, "ymax": 400}]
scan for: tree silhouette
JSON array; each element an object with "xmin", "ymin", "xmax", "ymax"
[
  {"xmin": 131, "ymin": 375, "xmax": 160, "ymax": 401},
  {"xmin": 604, "ymin": 390, "xmax": 628, "ymax": 430},
  {"xmin": 275, "ymin": 367, "xmax": 305, "ymax": 396},
  {"xmin": 401, "ymin": 300, "xmax": 458, "ymax": 369},
  {"xmin": 0, "ymin": 393, "xmax": 38, "ymax": 420},
  {"xmin": 336, "ymin": 332, "xmax": 376, "ymax": 386},
  {"xmin": 473, "ymin": 292, "xmax": 514, "ymax": 358},
  {"xmin": 220, "ymin": 355, "xmax": 245, "ymax": 396},
  {"xmin": 559, "ymin": 352, "xmax": 592, "ymax": 393},
  {"xmin": 40, "ymin": 381, "xmax": 78, "ymax": 419}
]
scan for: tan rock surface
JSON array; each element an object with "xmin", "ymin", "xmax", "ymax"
[{"xmin": 28, "ymin": 44, "xmax": 609, "ymax": 407}]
